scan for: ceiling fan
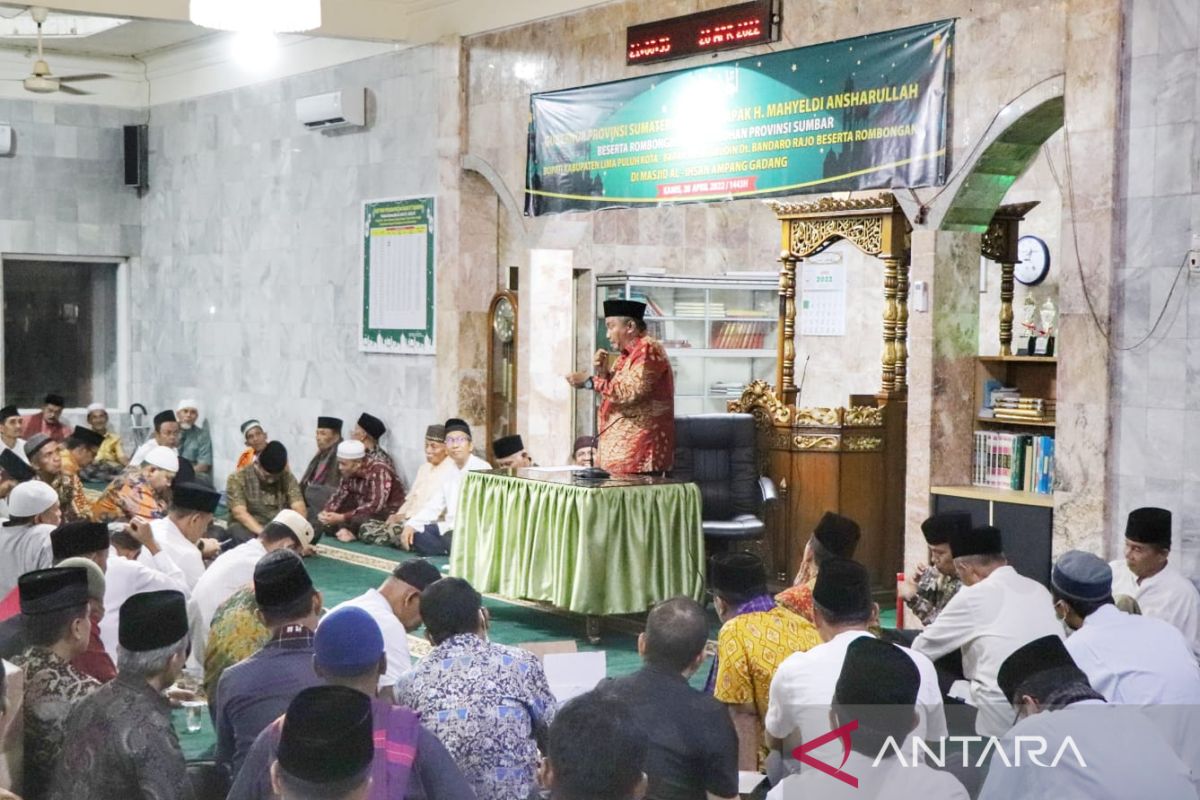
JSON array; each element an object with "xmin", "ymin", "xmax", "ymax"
[{"xmin": 12, "ymin": 6, "xmax": 111, "ymax": 95}]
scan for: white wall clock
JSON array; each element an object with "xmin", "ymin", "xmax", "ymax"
[{"xmin": 1015, "ymin": 235, "xmax": 1050, "ymax": 286}]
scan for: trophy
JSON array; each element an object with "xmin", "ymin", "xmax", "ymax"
[
  {"xmin": 1027, "ymin": 297, "xmax": 1057, "ymax": 357},
  {"xmin": 1019, "ymin": 294, "xmax": 1038, "ymax": 354}
]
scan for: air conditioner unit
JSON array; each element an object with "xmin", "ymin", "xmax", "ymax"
[{"xmin": 296, "ymin": 87, "xmax": 366, "ymax": 131}]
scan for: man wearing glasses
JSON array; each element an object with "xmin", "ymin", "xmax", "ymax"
[{"xmin": 398, "ymin": 418, "xmax": 490, "ymax": 556}]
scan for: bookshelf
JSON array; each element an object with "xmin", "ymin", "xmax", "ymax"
[{"xmin": 595, "ymin": 273, "xmax": 778, "ymax": 415}]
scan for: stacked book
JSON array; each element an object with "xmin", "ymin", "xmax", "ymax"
[
  {"xmin": 676, "ymin": 301, "xmax": 717, "ymax": 318},
  {"xmin": 973, "ymin": 431, "xmax": 1055, "ymax": 494},
  {"xmin": 992, "ymin": 395, "xmax": 1056, "ymax": 424},
  {"xmin": 711, "ymin": 381, "xmax": 747, "ymax": 397},
  {"xmin": 711, "ymin": 320, "xmax": 772, "ymax": 349}
]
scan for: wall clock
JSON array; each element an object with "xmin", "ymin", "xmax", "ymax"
[
  {"xmin": 1015, "ymin": 235, "xmax": 1050, "ymax": 286},
  {"xmin": 486, "ymin": 291, "xmax": 519, "ymax": 458}
]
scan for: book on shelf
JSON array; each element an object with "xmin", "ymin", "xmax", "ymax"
[
  {"xmin": 712, "ymin": 320, "xmax": 772, "ymax": 349},
  {"xmin": 627, "ymin": 292, "xmax": 666, "ymax": 317},
  {"xmin": 973, "ymin": 431, "xmax": 1055, "ymax": 494}
]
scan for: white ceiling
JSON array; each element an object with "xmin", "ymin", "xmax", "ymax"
[{"xmin": 0, "ymin": 17, "xmax": 213, "ymax": 59}]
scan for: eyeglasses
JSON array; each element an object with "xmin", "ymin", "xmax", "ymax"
[{"xmin": 445, "ymin": 436, "xmax": 471, "ymax": 445}]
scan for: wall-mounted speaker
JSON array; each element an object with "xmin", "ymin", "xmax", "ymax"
[{"xmin": 123, "ymin": 124, "xmax": 147, "ymax": 189}]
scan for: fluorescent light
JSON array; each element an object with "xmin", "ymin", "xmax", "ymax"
[{"xmin": 190, "ymin": 0, "xmax": 320, "ymax": 34}]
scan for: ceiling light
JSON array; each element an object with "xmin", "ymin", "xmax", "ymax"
[{"xmin": 189, "ymin": 0, "xmax": 321, "ymax": 34}]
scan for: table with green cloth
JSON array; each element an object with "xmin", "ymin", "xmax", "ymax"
[{"xmin": 452, "ymin": 469, "xmax": 705, "ymax": 616}]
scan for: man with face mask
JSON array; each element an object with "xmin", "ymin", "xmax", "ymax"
[
  {"xmin": 564, "ymin": 299, "xmax": 675, "ymax": 475},
  {"xmin": 175, "ymin": 399, "xmax": 213, "ymax": 475}
]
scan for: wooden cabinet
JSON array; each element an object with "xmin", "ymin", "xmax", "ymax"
[{"xmin": 929, "ymin": 485, "xmax": 1053, "ymax": 586}]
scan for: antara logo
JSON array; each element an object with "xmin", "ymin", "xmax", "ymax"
[{"xmin": 791, "ymin": 720, "xmax": 859, "ymax": 788}]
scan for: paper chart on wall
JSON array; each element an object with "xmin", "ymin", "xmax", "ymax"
[
  {"xmin": 799, "ymin": 261, "xmax": 846, "ymax": 336},
  {"xmin": 361, "ymin": 196, "xmax": 436, "ymax": 354}
]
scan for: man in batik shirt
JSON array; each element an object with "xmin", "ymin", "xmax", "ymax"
[
  {"xmin": 566, "ymin": 298, "xmax": 675, "ymax": 474},
  {"xmin": 900, "ymin": 511, "xmax": 969, "ymax": 626}
]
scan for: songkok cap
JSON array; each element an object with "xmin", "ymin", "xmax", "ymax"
[
  {"xmin": 8, "ymin": 480, "xmax": 58, "ymax": 517},
  {"xmin": 144, "ymin": 445, "xmax": 179, "ymax": 473},
  {"xmin": 278, "ymin": 686, "xmax": 374, "ymax": 785},
  {"xmin": 70, "ymin": 425, "xmax": 105, "ymax": 449},
  {"xmin": 0, "ymin": 405, "xmax": 19, "ymax": 422},
  {"xmin": 258, "ymin": 441, "xmax": 288, "ymax": 474},
  {"xmin": 444, "ymin": 418, "xmax": 471, "ymax": 438},
  {"xmin": 56, "ymin": 557, "xmax": 105, "ymax": 601},
  {"xmin": 357, "ymin": 413, "xmax": 386, "ymax": 441},
  {"xmin": 176, "ymin": 399, "xmax": 198, "ymax": 412},
  {"xmin": 270, "ymin": 509, "xmax": 314, "ymax": 548},
  {"xmin": 51, "ymin": 520, "xmax": 110, "ymax": 561},
  {"xmin": 493, "ymin": 435, "xmax": 524, "ymax": 459},
  {"xmin": 573, "ymin": 436, "xmax": 597, "ymax": 453},
  {"xmin": 24, "ymin": 433, "xmax": 54, "ymax": 459},
  {"xmin": 172, "ymin": 481, "xmax": 221, "ymax": 514},
  {"xmin": 85, "ymin": 402, "xmax": 105, "ymax": 414},
  {"xmin": 1051, "ymin": 550, "xmax": 1113, "ymax": 603},
  {"xmin": 920, "ymin": 511, "xmax": 972, "ymax": 546},
  {"xmin": 392, "ymin": 557, "xmax": 442, "ymax": 590},
  {"xmin": 813, "ymin": 511, "xmax": 861, "ymax": 558},
  {"xmin": 835, "ymin": 635, "xmax": 919, "ymax": 707},
  {"xmin": 240, "ymin": 419, "xmax": 264, "ymax": 436},
  {"xmin": 425, "ymin": 424, "xmax": 445, "ymax": 442},
  {"xmin": 1125, "ymin": 507, "xmax": 1172, "ymax": 549},
  {"xmin": 172, "ymin": 457, "xmax": 196, "ymax": 488},
  {"xmin": 997, "ymin": 634, "xmax": 1083, "ymax": 704},
  {"xmin": 337, "ymin": 440, "xmax": 366, "ymax": 460},
  {"xmin": 0, "ymin": 450, "xmax": 35, "ymax": 482},
  {"xmin": 812, "ymin": 558, "xmax": 873, "ymax": 617},
  {"xmin": 119, "ymin": 590, "xmax": 189, "ymax": 652},
  {"xmin": 153, "ymin": 410, "xmax": 176, "ymax": 428},
  {"xmin": 254, "ymin": 549, "xmax": 313, "ymax": 609},
  {"xmin": 603, "ymin": 299, "xmax": 647, "ymax": 321},
  {"xmin": 708, "ymin": 551, "xmax": 767, "ymax": 598},
  {"xmin": 44, "ymin": 393, "xmax": 65, "ymax": 407},
  {"xmin": 19, "ymin": 567, "xmax": 89, "ymax": 615},
  {"xmin": 315, "ymin": 607, "xmax": 384, "ymax": 677},
  {"xmin": 950, "ymin": 524, "xmax": 1004, "ymax": 558},
  {"xmin": 317, "ymin": 416, "xmax": 343, "ymax": 432}
]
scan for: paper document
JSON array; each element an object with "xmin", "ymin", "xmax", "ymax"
[{"xmin": 543, "ymin": 651, "xmax": 607, "ymax": 703}]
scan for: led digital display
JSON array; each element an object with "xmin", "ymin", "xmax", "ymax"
[{"xmin": 626, "ymin": 0, "xmax": 777, "ymax": 65}]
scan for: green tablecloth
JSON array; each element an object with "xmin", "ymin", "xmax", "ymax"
[{"xmin": 452, "ymin": 471, "xmax": 705, "ymax": 615}]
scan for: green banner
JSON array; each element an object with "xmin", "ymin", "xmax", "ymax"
[
  {"xmin": 360, "ymin": 196, "xmax": 436, "ymax": 354},
  {"xmin": 526, "ymin": 20, "xmax": 953, "ymax": 215}
]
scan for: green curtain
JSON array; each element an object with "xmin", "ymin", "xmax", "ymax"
[{"xmin": 453, "ymin": 472, "xmax": 706, "ymax": 615}]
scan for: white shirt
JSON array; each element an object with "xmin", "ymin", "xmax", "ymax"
[
  {"xmin": 1110, "ymin": 559, "xmax": 1200, "ymax": 660},
  {"xmin": 1066, "ymin": 603, "xmax": 1200, "ymax": 704},
  {"xmin": 406, "ymin": 454, "xmax": 491, "ymax": 534},
  {"xmin": 138, "ymin": 517, "xmax": 205, "ymax": 593},
  {"xmin": 0, "ymin": 522, "xmax": 54, "ymax": 598},
  {"xmin": 329, "ymin": 588, "xmax": 412, "ymax": 690},
  {"xmin": 187, "ymin": 538, "xmax": 267, "ymax": 670},
  {"xmin": 101, "ymin": 551, "xmax": 189, "ymax": 659},
  {"xmin": 913, "ymin": 565, "xmax": 1063, "ymax": 737},
  {"xmin": 765, "ymin": 630, "xmax": 947, "ymax": 774},
  {"xmin": 978, "ymin": 701, "xmax": 1197, "ymax": 800},
  {"xmin": 767, "ymin": 750, "xmax": 968, "ymax": 800},
  {"xmin": 1, "ymin": 439, "xmax": 29, "ymax": 464}
]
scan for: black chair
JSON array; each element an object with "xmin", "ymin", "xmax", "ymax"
[{"xmin": 672, "ymin": 414, "xmax": 777, "ymax": 546}]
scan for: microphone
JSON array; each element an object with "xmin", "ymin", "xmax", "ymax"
[
  {"xmin": 796, "ymin": 354, "xmax": 811, "ymax": 407},
  {"xmin": 576, "ymin": 351, "xmax": 612, "ymax": 481}
]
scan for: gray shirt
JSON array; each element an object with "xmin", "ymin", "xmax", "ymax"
[{"xmin": 0, "ymin": 522, "xmax": 54, "ymax": 597}]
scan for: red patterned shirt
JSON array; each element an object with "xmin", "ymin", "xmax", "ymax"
[
  {"xmin": 324, "ymin": 459, "xmax": 406, "ymax": 532},
  {"xmin": 594, "ymin": 334, "xmax": 675, "ymax": 474}
]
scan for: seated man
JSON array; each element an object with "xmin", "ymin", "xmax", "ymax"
[
  {"xmin": 328, "ymin": 558, "xmax": 442, "ymax": 695},
  {"xmin": 129, "ymin": 410, "xmax": 181, "ymax": 466},
  {"xmin": 226, "ymin": 441, "xmax": 307, "ymax": 546},
  {"xmin": 13, "ymin": 567, "xmax": 101, "ymax": 800},
  {"xmin": 541, "ymin": 688, "xmax": 647, "ymax": 800},
  {"xmin": 236, "ymin": 419, "xmax": 269, "ymax": 471},
  {"xmin": 91, "ymin": 445, "xmax": 178, "ymax": 523},
  {"xmin": 176, "ymin": 399, "xmax": 213, "ymax": 475},
  {"xmin": 53, "ymin": 556, "xmax": 114, "ymax": 684},
  {"xmin": 774, "ymin": 511, "xmax": 861, "ymax": 624},
  {"xmin": 190, "ymin": 509, "xmax": 313, "ymax": 670},
  {"xmin": 709, "ymin": 552, "xmax": 821, "ymax": 772},
  {"xmin": 358, "ymin": 424, "xmax": 452, "ymax": 547},
  {"xmin": 98, "ymin": 518, "xmax": 191, "ymax": 660},
  {"xmin": 570, "ymin": 435, "xmax": 597, "ymax": 467},
  {"xmin": 0, "ymin": 482, "xmax": 61, "ymax": 597},
  {"xmin": 80, "ymin": 402, "xmax": 127, "ymax": 483},
  {"xmin": 50, "ymin": 589, "xmax": 193, "ymax": 800},
  {"xmin": 353, "ymin": 413, "xmax": 393, "ymax": 469},
  {"xmin": 139, "ymin": 481, "xmax": 223, "ymax": 592},
  {"xmin": 397, "ymin": 577, "xmax": 556, "ymax": 800},
  {"xmin": 0, "ymin": 405, "xmax": 27, "ymax": 463},
  {"xmin": 59, "ymin": 425, "xmax": 104, "ymax": 480},
  {"xmin": 900, "ymin": 511, "xmax": 969, "ymax": 627},
  {"xmin": 215, "ymin": 550, "xmax": 323, "ymax": 780},
  {"xmin": 299, "ymin": 416, "xmax": 343, "ymax": 532},
  {"xmin": 492, "ymin": 434, "xmax": 535, "ymax": 468},
  {"xmin": 767, "ymin": 637, "xmax": 969, "ymax": 800},
  {"xmin": 27, "ymin": 433, "xmax": 90, "ymax": 524},
  {"xmin": 228, "ymin": 606, "xmax": 473, "ymax": 800},
  {"xmin": 22, "ymin": 393, "xmax": 68, "ymax": 442},
  {"xmin": 318, "ymin": 440, "xmax": 405, "ymax": 544},
  {"xmin": 270, "ymin": 686, "xmax": 375, "ymax": 800},
  {"xmin": 605, "ymin": 597, "xmax": 737, "ymax": 800},
  {"xmin": 1109, "ymin": 507, "xmax": 1200, "ymax": 659},
  {"xmin": 399, "ymin": 419, "xmax": 490, "ymax": 556}
]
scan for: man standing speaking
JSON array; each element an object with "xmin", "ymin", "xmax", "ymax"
[{"xmin": 566, "ymin": 299, "xmax": 675, "ymax": 475}]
